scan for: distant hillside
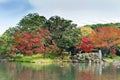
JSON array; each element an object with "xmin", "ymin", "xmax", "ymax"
[{"xmin": 82, "ymin": 23, "xmax": 120, "ymax": 29}]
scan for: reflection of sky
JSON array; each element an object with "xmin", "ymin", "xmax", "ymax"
[{"xmin": 0, "ymin": 0, "xmax": 120, "ymax": 35}]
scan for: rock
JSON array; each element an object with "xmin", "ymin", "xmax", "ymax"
[
  {"xmin": 112, "ymin": 61, "xmax": 120, "ymax": 66},
  {"xmin": 0, "ymin": 59, "xmax": 8, "ymax": 62},
  {"xmin": 72, "ymin": 59, "xmax": 79, "ymax": 63}
]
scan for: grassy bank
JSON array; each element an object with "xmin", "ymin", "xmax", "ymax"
[
  {"xmin": 9, "ymin": 54, "xmax": 53, "ymax": 63},
  {"xmin": 8, "ymin": 53, "xmax": 120, "ymax": 63},
  {"xmin": 104, "ymin": 56, "xmax": 120, "ymax": 63}
]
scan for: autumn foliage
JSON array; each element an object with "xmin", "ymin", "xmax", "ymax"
[
  {"xmin": 90, "ymin": 27, "xmax": 120, "ymax": 56},
  {"xmin": 80, "ymin": 27, "xmax": 94, "ymax": 36},
  {"xmin": 76, "ymin": 36, "xmax": 94, "ymax": 52},
  {"xmin": 13, "ymin": 28, "xmax": 58, "ymax": 55}
]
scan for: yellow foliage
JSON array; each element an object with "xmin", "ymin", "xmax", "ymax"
[{"xmin": 80, "ymin": 27, "xmax": 94, "ymax": 36}]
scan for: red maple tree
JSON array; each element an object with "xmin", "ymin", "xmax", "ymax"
[
  {"xmin": 76, "ymin": 36, "xmax": 95, "ymax": 52},
  {"xmin": 13, "ymin": 28, "xmax": 59, "ymax": 55}
]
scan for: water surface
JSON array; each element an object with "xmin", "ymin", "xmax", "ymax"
[{"xmin": 0, "ymin": 62, "xmax": 120, "ymax": 80}]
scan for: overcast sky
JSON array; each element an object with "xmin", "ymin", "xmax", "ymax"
[{"xmin": 0, "ymin": 0, "xmax": 120, "ymax": 35}]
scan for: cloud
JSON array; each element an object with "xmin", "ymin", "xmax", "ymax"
[
  {"xmin": 1, "ymin": 0, "xmax": 120, "ymax": 35},
  {"xmin": 28, "ymin": 0, "xmax": 120, "ymax": 18},
  {"xmin": 29, "ymin": 0, "xmax": 120, "ymax": 18},
  {"xmin": 29, "ymin": 0, "xmax": 120, "ymax": 12},
  {"xmin": 28, "ymin": 0, "xmax": 120, "ymax": 25}
]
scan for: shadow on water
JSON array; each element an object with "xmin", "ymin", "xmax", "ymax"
[{"xmin": 0, "ymin": 62, "xmax": 120, "ymax": 80}]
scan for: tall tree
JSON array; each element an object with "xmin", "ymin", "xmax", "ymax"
[
  {"xmin": 18, "ymin": 13, "xmax": 47, "ymax": 33},
  {"xmin": 45, "ymin": 16, "xmax": 81, "ymax": 54},
  {"xmin": 90, "ymin": 27, "xmax": 120, "ymax": 56},
  {"xmin": 0, "ymin": 27, "xmax": 17, "ymax": 55},
  {"xmin": 80, "ymin": 27, "xmax": 94, "ymax": 37},
  {"xmin": 13, "ymin": 28, "xmax": 58, "ymax": 55},
  {"xmin": 76, "ymin": 36, "xmax": 94, "ymax": 52}
]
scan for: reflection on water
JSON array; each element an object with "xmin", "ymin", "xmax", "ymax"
[{"xmin": 0, "ymin": 62, "xmax": 120, "ymax": 80}]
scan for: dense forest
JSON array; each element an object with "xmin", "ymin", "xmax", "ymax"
[{"xmin": 0, "ymin": 13, "xmax": 120, "ymax": 61}]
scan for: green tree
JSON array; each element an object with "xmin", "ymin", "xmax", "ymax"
[
  {"xmin": 45, "ymin": 16, "xmax": 81, "ymax": 54},
  {"xmin": 0, "ymin": 27, "xmax": 18, "ymax": 55},
  {"xmin": 84, "ymin": 23, "xmax": 120, "ymax": 29},
  {"xmin": 18, "ymin": 13, "xmax": 47, "ymax": 33}
]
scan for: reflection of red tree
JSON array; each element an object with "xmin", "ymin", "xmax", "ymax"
[
  {"xmin": 11, "ymin": 69, "xmax": 59, "ymax": 80},
  {"xmin": 76, "ymin": 70, "xmax": 97, "ymax": 80},
  {"xmin": 111, "ymin": 66, "xmax": 117, "ymax": 80},
  {"xmin": 16, "ymin": 69, "xmax": 32, "ymax": 80},
  {"xmin": 5, "ymin": 63, "xmax": 60, "ymax": 80},
  {"xmin": 13, "ymin": 69, "xmax": 49, "ymax": 80},
  {"xmin": 4, "ymin": 63, "xmax": 120, "ymax": 80}
]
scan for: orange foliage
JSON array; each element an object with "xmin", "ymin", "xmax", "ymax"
[
  {"xmin": 90, "ymin": 27, "xmax": 120, "ymax": 56},
  {"xmin": 90, "ymin": 27, "xmax": 120, "ymax": 48}
]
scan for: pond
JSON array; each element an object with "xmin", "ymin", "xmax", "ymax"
[{"xmin": 0, "ymin": 62, "xmax": 120, "ymax": 80}]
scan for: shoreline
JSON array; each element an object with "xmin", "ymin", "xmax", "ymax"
[{"xmin": 0, "ymin": 54, "xmax": 120, "ymax": 64}]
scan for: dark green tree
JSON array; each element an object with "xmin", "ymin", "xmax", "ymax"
[
  {"xmin": 45, "ymin": 16, "xmax": 81, "ymax": 54},
  {"xmin": 18, "ymin": 13, "xmax": 47, "ymax": 33}
]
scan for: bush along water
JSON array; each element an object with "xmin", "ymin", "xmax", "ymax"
[{"xmin": 71, "ymin": 53, "xmax": 101, "ymax": 63}]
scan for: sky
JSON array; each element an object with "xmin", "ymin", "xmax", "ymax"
[{"xmin": 0, "ymin": 0, "xmax": 120, "ymax": 35}]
